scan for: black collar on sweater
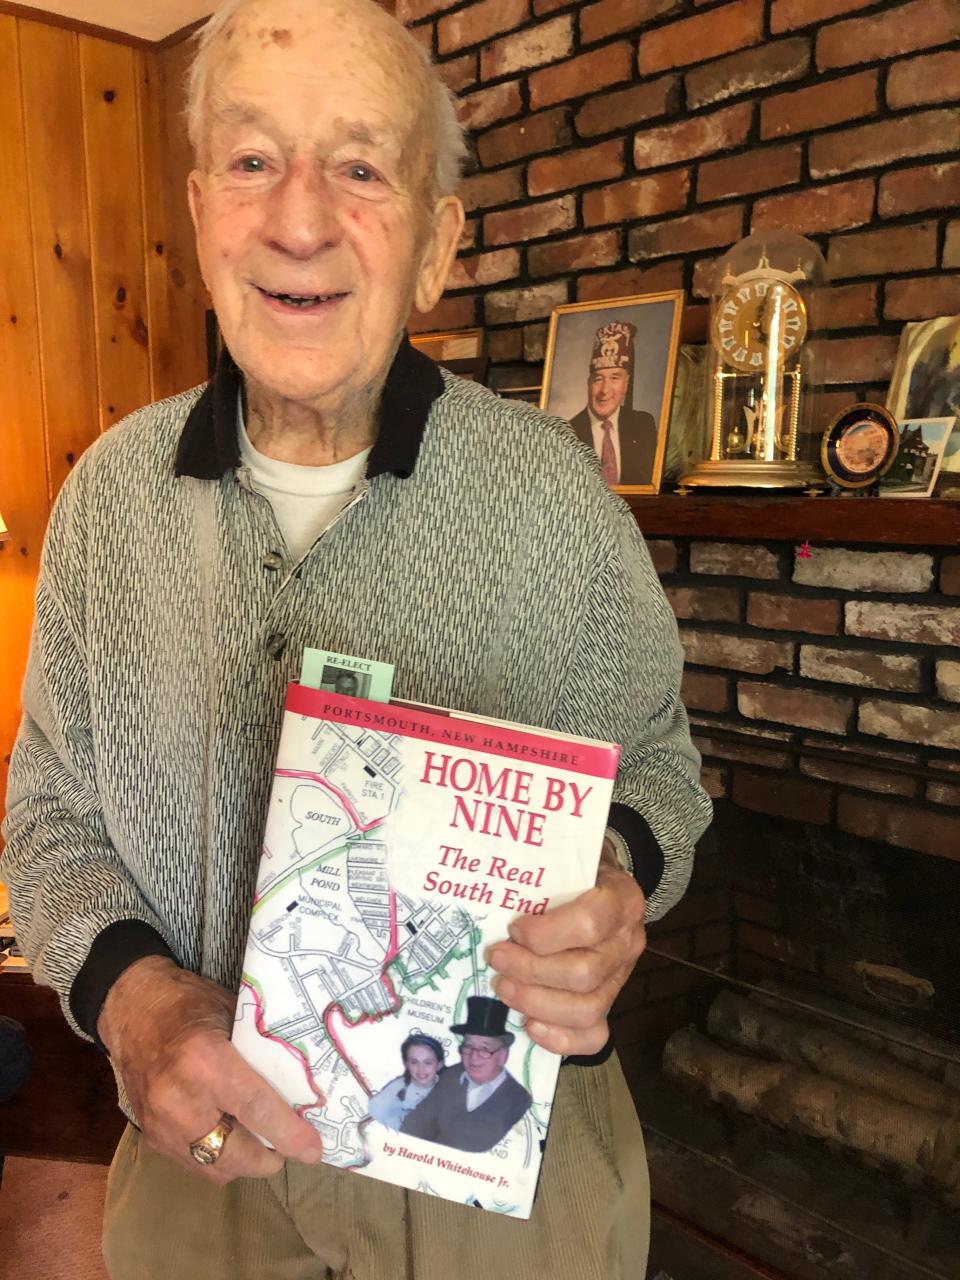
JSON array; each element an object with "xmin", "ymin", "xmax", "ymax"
[{"xmin": 173, "ymin": 335, "xmax": 446, "ymax": 481}]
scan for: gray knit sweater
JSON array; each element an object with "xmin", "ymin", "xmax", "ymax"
[{"xmin": 2, "ymin": 362, "xmax": 710, "ymax": 1042}]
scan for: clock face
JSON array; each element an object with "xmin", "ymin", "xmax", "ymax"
[{"xmin": 714, "ymin": 278, "xmax": 807, "ymax": 374}]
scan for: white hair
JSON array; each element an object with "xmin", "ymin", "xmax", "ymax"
[{"xmin": 185, "ymin": 0, "xmax": 468, "ymax": 196}]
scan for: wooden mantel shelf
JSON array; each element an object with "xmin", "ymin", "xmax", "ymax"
[{"xmin": 625, "ymin": 495, "xmax": 960, "ymax": 547}]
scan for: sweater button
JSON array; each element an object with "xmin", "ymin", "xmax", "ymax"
[{"xmin": 262, "ymin": 550, "xmax": 284, "ymax": 570}]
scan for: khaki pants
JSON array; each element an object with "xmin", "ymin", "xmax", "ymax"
[{"xmin": 102, "ymin": 1054, "xmax": 649, "ymax": 1280}]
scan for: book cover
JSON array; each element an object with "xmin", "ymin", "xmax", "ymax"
[{"xmin": 233, "ymin": 684, "xmax": 619, "ymax": 1218}]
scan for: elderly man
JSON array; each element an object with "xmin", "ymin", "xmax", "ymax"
[
  {"xmin": 570, "ymin": 322, "xmax": 657, "ymax": 486},
  {"xmin": 1, "ymin": 1, "xmax": 710, "ymax": 1277},
  {"xmin": 401, "ymin": 996, "xmax": 532, "ymax": 1153}
]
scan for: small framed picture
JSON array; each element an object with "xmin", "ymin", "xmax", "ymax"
[
  {"xmin": 886, "ymin": 315, "xmax": 960, "ymax": 497},
  {"xmin": 880, "ymin": 417, "xmax": 955, "ymax": 499},
  {"xmin": 540, "ymin": 291, "xmax": 684, "ymax": 494},
  {"xmin": 886, "ymin": 315, "xmax": 960, "ymax": 421},
  {"xmin": 409, "ymin": 327, "xmax": 488, "ymax": 383}
]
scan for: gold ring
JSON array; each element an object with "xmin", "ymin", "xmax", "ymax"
[{"xmin": 189, "ymin": 1114, "xmax": 234, "ymax": 1166}]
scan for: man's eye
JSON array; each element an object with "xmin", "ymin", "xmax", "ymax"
[
  {"xmin": 347, "ymin": 163, "xmax": 378, "ymax": 183},
  {"xmin": 236, "ymin": 156, "xmax": 267, "ymax": 173}
]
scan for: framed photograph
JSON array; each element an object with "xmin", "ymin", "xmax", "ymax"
[
  {"xmin": 935, "ymin": 423, "xmax": 960, "ymax": 498},
  {"xmin": 886, "ymin": 315, "xmax": 960, "ymax": 420},
  {"xmin": 409, "ymin": 327, "xmax": 488, "ymax": 383},
  {"xmin": 494, "ymin": 385, "xmax": 542, "ymax": 405},
  {"xmin": 662, "ymin": 343, "xmax": 708, "ymax": 483},
  {"xmin": 540, "ymin": 291, "xmax": 684, "ymax": 494},
  {"xmin": 879, "ymin": 417, "xmax": 955, "ymax": 499},
  {"xmin": 487, "ymin": 368, "xmax": 543, "ymax": 404},
  {"xmin": 886, "ymin": 315, "xmax": 960, "ymax": 498}
]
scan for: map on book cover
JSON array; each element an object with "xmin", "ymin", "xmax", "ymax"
[{"xmin": 233, "ymin": 684, "xmax": 619, "ymax": 1218}]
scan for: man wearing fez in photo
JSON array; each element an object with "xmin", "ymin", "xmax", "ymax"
[
  {"xmin": 401, "ymin": 996, "xmax": 532, "ymax": 1153},
  {"xmin": 1, "ymin": 0, "xmax": 710, "ymax": 1276},
  {"xmin": 570, "ymin": 321, "xmax": 658, "ymax": 487}
]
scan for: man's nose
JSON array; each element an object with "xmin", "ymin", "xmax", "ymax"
[{"xmin": 262, "ymin": 160, "xmax": 340, "ymax": 259}]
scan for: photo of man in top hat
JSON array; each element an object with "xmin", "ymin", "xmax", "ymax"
[
  {"xmin": 400, "ymin": 996, "xmax": 532, "ymax": 1153},
  {"xmin": 569, "ymin": 321, "xmax": 657, "ymax": 487}
]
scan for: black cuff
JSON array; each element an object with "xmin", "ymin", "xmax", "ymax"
[
  {"xmin": 69, "ymin": 920, "xmax": 176, "ymax": 1048},
  {"xmin": 606, "ymin": 802, "xmax": 665, "ymax": 900},
  {"xmin": 563, "ymin": 1038, "xmax": 615, "ymax": 1068}
]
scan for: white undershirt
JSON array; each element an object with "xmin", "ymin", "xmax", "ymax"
[
  {"xmin": 460, "ymin": 1068, "xmax": 507, "ymax": 1112},
  {"xmin": 238, "ymin": 411, "xmax": 370, "ymax": 561},
  {"xmin": 588, "ymin": 407, "xmax": 622, "ymax": 478}
]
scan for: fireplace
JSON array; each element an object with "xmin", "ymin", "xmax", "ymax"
[
  {"xmin": 603, "ymin": 514, "xmax": 960, "ymax": 1278},
  {"xmin": 613, "ymin": 799, "xmax": 960, "ymax": 1280}
]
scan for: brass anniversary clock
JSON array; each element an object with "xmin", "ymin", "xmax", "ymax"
[{"xmin": 679, "ymin": 231, "xmax": 826, "ymax": 491}]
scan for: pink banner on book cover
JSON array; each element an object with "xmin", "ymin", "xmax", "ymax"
[{"xmin": 284, "ymin": 684, "xmax": 620, "ymax": 779}]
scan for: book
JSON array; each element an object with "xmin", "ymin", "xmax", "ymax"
[{"xmin": 232, "ymin": 683, "xmax": 620, "ymax": 1218}]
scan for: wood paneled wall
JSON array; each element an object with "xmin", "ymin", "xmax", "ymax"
[{"xmin": 0, "ymin": 15, "xmax": 207, "ymax": 805}]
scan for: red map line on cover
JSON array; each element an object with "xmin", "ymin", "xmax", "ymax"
[{"xmin": 284, "ymin": 685, "xmax": 620, "ymax": 779}]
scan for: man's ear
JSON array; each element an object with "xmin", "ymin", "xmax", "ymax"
[
  {"xmin": 414, "ymin": 195, "xmax": 465, "ymax": 316},
  {"xmin": 187, "ymin": 171, "xmax": 205, "ymax": 239},
  {"xmin": 187, "ymin": 171, "xmax": 211, "ymax": 292}
]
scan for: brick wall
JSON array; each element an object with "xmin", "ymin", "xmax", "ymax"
[
  {"xmin": 402, "ymin": 0, "xmax": 960, "ymax": 404},
  {"xmin": 612, "ymin": 527, "xmax": 960, "ymax": 1058},
  {"xmin": 616, "ymin": 521, "xmax": 960, "ymax": 1053},
  {"xmin": 400, "ymin": 0, "xmax": 960, "ymax": 1055},
  {"xmin": 649, "ymin": 535, "xmax": 960, "ymax": 858}
]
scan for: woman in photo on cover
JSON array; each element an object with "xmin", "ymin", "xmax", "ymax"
[{"xmin": 368, "ymin": 1034, "xmax": 446, "ymax": 1130}]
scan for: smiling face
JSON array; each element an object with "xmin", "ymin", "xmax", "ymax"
[
  {"xmin": 188, "ymin": 0, "xmax": 463, "ymax": 413},
  {"xmin": 588, "ymin": 367, "xmax": 630, "ymax": 420},
  {"xmin": 404, "ymin": 1044, "xmax": 441, "ymax": 1087},
  {"xmin": 460, "ymin": 1035, "xmax": 508, "ymax": 1086}
]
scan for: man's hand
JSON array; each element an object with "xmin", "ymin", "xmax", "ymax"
[
  {"xmin": 486, "ymin": 840, "xmax": 647, "ymax": 1057},
  {"xmin": 97, "ymin": 956, "xmax": 324, "ymax": 1184}
]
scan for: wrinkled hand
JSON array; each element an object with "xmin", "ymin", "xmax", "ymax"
[
  {"xmin": 486, "ymin": 842, "xmax": 647, "ymax": 1057},
  {"xmin": 97, "ymin": 956, "xmax": 323, "ymax": 1184}
]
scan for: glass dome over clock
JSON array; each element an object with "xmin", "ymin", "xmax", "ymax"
[{"xmin": 679, "ymin": 230, "xmax": 827, "ymax": 492}]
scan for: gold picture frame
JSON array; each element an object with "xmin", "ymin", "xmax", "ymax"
[
  {"xmin": 539, "ymin": 291, "xmax": 684, "ymax": 494},
  {"xmin": 409, "ymin": 327, "xmax": 488, "ymax": 382}
]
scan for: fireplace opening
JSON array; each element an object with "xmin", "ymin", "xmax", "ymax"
[{"xmin": 614, "ymin": 801, "xmax": 960, "ymax": 1280}]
